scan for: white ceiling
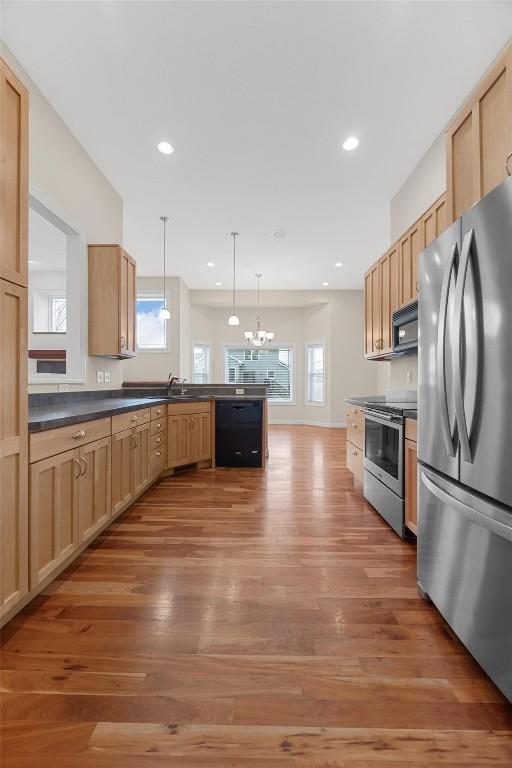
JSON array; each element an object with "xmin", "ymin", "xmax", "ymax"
[{"xmin": 3, "ymin": 1, "xmax": 512, "ymax": 289}]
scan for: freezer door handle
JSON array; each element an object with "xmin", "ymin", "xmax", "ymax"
[
  {"xmin": 421, "ymin": 471, "xmax": 512, "ymax": 542},
  {"xmin": 453, "ymin": 228, "xmax": 475, "ymax": 463},
  {"xmin": 437, "ymin": 242, "xmax": 458, "ymax": 458}
]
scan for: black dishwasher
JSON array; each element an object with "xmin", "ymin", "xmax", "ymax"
[{"xmin": 215, "ymin": 400, "xmax": 263, "ymax": 467}]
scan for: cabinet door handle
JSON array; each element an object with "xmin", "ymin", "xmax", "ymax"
[
  {"xmin": 506, "ymin": 150, "xmax": 512, "ymax": 177},
  {"xmin": 131, "ymin": 434, "xmax": 138, "ymax": 449},
  {"xmin": 352, "ymin": 423, "xmax": 358, "ymax": 429},
  {"xmin": 155, "ymin": 451, "xmax": 161, "ymax": 457},
  {"xmin": 72, "ymin": 429, "xmax": 86, "ymax": 439},
  {"xmin": 416, "ymin": 280, "xmax": 419, "ymax": 292},
  {"xmin": 156, "ymin": 437, "xmax": 161, "ymax": 444},
  {"xmin": 353, "ymin": 450, "xmax": 358, "ymax": 456},
  {"xmin": 120, "ymin": 336, "xmax": 126, "ymax": 349},
  {"xmin": 80, "ymin": 457, "xmax": 88, "ymax": 476},
  {"xmin": 73, "ymin": 457, "xmax": 81, "ymax": 479}
]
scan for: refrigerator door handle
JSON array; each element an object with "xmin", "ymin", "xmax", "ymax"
[
  {"xmin": 436, "ymin": 242, "xmax": 458, "ymax": 458},
  {"xmin": 453, "ymin": 228, "xmax": 475, "ymax": 463},
  {"xmin": 421, "ymin": 471, "xmax": 512, "ymax": 542}
]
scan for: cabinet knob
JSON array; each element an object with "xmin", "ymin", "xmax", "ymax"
[
  {"xmin": 155, "ymin": 451, "xmax": 161, "ymax": 457},
  {"xmin": 156, "ymin": 423, "xmax": 161, "ymax": 429},
  {"xmin": 156, "ymin": 437, "xmax": 161, "ymax": 443},
  {"xmin": 353, "ymin": 450, "xmax": 358, "ymax": 456},
  {"xmin": 352, "ymin": 423, "xmax": 358, "ymax": 429},
  {"xmin": 130, "ymin": 415, "xmax": 138, "ymax": 422},
  {"xmin": 120, "ymin": 336, "xmax": 126, "ymax": 349},
  {"xmin": 72, "ymin": 429, "xmax": 86, "ymax": 439}
]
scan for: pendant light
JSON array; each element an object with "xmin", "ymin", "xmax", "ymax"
[
  {"xmin": 244, "ymin": 273, "xmax": 274, "ymax": 347},
  {"xmin": 159, "ymin": 216, "xmax": 171, "ymax": 320},
  {"xmin": 227, "ymin": 231, "xmax": 240, "ymax": 326}
]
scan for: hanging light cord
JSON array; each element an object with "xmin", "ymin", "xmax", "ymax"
[
  {"xmin": 161, "ymin": 216, "xmax": 169, "ymax": 309},
  {"xmin": 231, "ymin": 232, "xmax": 238, "ymax": 317}
]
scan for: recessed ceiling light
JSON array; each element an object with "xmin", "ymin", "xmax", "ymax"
[
  {"xmin": 157, "ymin": 141, "xmax": 174, "ymax": 155},
  {"xmin": 215, "ymin": 281, "xmax": 222, "ymax": 286},
  {"xmin": 342, "ymin": 136, "xmax": 359, "ymax": 151},
  {"xmin": 335, "ymin": 262, "xmax": 343, "ymax": 267},
  {"xmin": 273, "ymin": 229, "xmax": 286, "ymax": 239},
  {"xmin": 207, "ymin": 261, "xmax": 215, "ymax": 268},
  {"xmin": 322, "ymin": 282, "xmax": 329, "ymax": 286}
]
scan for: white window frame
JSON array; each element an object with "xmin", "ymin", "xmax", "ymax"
[
  {"xmin": 192, "ymin": 341, "xmax": 212, "ymax": 384},
  {"xmin": 305, "ymin": 341, "xmax": 326, "ymax": 407},
  {"xmin": 28, "ymin": 186, "xmax": 86, "ymax": 384},
  {"xmin": 223, "ymin": 343, "xmax": 296, "ymax": 405},
  {"xmin": 136, "ymin": 289, "xmax": 170, "ymax": 353}
]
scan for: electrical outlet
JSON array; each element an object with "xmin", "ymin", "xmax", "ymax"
[
  {"xmin": 96, "ymin": 371, "xmax": 104, "ymax": 384},
  {"xmin": 104, "ymin": 371, "xmax": 111, "ymax": 384},
  {"xmin": 235, "ymin": 388, "xmax": 245, "ymax": 395}
]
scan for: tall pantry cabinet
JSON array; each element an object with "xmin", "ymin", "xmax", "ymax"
[{"xmin": 0, "ymin": 58, "xmax": 29, "ymax": 619}]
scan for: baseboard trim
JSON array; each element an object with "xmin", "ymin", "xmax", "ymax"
[{"xmin": 268, "ymin": 419, "xmax": 346, "ymax": 428}]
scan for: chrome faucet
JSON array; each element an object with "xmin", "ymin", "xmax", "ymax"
[
  {"xmin": 167, "ymin": 372, "xmax": 180, "ymax": 398},
  {"xmin": 180, "ymin": 378, "xmax": 188, "ymax": 396}
]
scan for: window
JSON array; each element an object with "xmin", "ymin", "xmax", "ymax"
[
  {"xmin": 193, "ymin": 344, "xmax": 211, "ymax": 383},
  {"xmin": 306, "ymin": 343, "xmax": 325, "ymax": 404},
  {"xmin": 225, "ymin": 346, "xmax": 294, "ymax": 402},
  {"xmin": 49, "ymin": 296, "xmax": 67, "ymax": 332},
  {"xmin": 136, "ymin": 293, "xmax": 167, "ymax": 350}
]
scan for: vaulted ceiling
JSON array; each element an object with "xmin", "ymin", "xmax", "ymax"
[{"xmin": 3, "ymin": 1, "xmax": 512, "ymax": 288}]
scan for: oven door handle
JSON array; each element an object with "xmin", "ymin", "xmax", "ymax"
[{"xmin": 363, "ymin": 408, "xmax": 396, "ymax": 422}]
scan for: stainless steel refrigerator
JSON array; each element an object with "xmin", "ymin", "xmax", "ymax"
[{"xmin": 418, "ymin": 175, "xmax": 512, "ymax": 701}]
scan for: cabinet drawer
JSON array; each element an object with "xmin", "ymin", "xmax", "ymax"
[
  {"xmin": 30, "ymin": 417, "xmax": 111, "ymax": 463},
  {"xmin": 346, "ymin": 418, "xmax": 364, "ymax": 450},
  {"xmin": 111, "ymin": 408, "xmax": 150, "ymax": 434},
  {"xmin": 151, "ymin": 445, "xmax": 167, "ymax": 478},
  {"xmin": 150, "ymin": 418, "xmax": 166, "ymax": 436},
  {"xmin": 168, "ymin": 402, "xmax": 211, "ymax": 416},
  {"xmin": 346, "ymin": 405, "xmax": 363, "ymax": 421},
  {"xmin": 346, "ymin": 440, "xmax": 363, "ymax": 482},
  {"xmin": 150, "ymin": 430, "xmax": 167, "ymax": 451},
  {"xmin": 151, "ymin": 404, "xmax": 167, "ymax": 421},
  {"xmin": 405, "ymin": 418, "xmax": 417, "ymax": 442}
]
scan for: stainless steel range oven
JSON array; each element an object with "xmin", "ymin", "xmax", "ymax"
[{"xmin": 363, "ymin": 407, "xmax": 405, "ymax": 537}]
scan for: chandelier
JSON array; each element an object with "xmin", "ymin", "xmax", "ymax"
[{"xmin": 244, "ymin": 273, "xmax": 275, "ymax": 347}]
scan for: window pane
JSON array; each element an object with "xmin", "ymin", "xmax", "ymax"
[
  {"xmin": 193, "ymin": 345, "xmax": 210, "ymax": 384},
  {"xmin": 307, "ymin": 344, "xmax": 325, "ymax": 403},
  {"xmin": 136, "ymin": 296, "xmax": 167, "ymax": 349},
  {"xmin": 225, "ymin": 346, "xmax": 293, "ymax": 402}
]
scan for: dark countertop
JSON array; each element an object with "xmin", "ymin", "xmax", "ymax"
[
  {"xmin": 29, "ymin": 394, "xmax": 266, "ymax": 433},
  {"xmin": 346, "ymin": 395, "xmax": 418, "ymax": 420}
]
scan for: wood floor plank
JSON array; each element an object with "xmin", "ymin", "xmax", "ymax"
[{"xmin": 1, "ymin": 425, "xmax": 510, "ymax": 766}]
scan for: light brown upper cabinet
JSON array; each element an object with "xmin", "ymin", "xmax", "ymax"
[
  {"xmin": 447, "ymin": 42, "xmax": 512, "ymax": 223},
  {"xmin": 0, "ymin": 59, "xmax": 28, "ymax": 289},
  {"xmin": 364, "ymin": 244, "xmax": 398, "ymax": 358},
  {"xmin": 88, "ymin": 245, "xmax": 137, "ymax": 358},
  {"xmin": 422, "ymin": 194, "xmax": 447, "ymax": 248},
  {"xmin": 364, "ymin": 261, "xmax": 380, "ymax": 357},
  {"xmin": 0, "ymin": 280, "xmax": 28, "ymax": 618},
  {"xmin": 398, "ymin": 220, "xmax": 423, "ymax": 308},
  {"xmin": 378, "ymin": 243, "xmax": 399, "ymax": 354}
]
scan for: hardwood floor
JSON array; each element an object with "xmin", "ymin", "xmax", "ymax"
[{"xmin": 1, "ymin": 425, "xmax": 511, "ymax": 766}]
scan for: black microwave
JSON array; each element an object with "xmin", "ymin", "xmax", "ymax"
[{"xmin": 392, "ymin": 299, "xmax": 418, "ymax": 354}]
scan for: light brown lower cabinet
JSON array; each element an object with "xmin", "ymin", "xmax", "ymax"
[
  {"xmin": 29, "ymin": 448, "xmax": 80, "ymax": 588},
  {"xmin": 131, "ymin": 421, "xmax": 151, "ymax": 496},
  {"xmin": 168, "ymin": 408, "xmax": 212, "ymax": 469},
  {"xmin": 0, "ymin": 280, "xmax": 28, "ymax": 619},
  {"xmin": 78, "ymin": 437, "xmax": 111, "ymax": 543},
  {"xmin": 111, "ymin": 421, "xmax": 151, "ymax": 516},
  {"xmin": 404, "ymin": 437, "xmax": 418, "ymax": 535},
  {"xmin": 111, "ymin": 428, "xmax": 133, "ymax": 516}
]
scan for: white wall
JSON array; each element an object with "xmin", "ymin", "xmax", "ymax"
[
  {"xmin": 1, "ymin": 44, "xmax": 125, "ymax": 392},
  {"xmin": 377, "ymin": 130, "xmax": 446, "ymax": 395}
]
